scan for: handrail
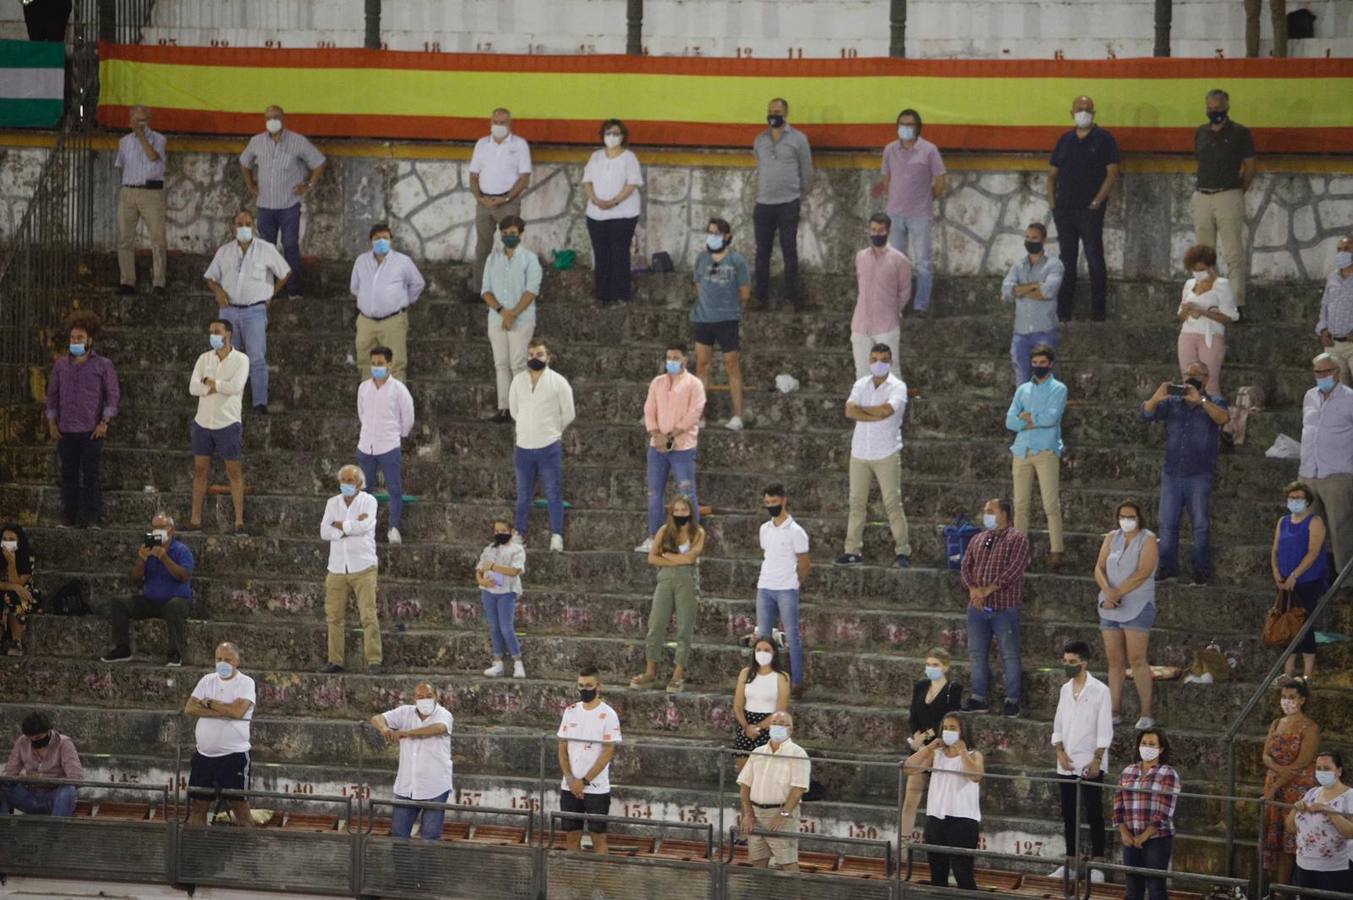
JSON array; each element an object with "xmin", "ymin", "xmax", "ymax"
[
  {"xmin": 1222, "ymin": 554, "xmax": 1353, "ymax": 876},
  {"xmin": 730, "ymin": 825, "xmax": 894, "ymax": 875}
]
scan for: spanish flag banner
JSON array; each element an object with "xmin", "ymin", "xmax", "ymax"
[{"xmin": 97, "ymin": 43, "xmax": 1353, "ymax": 154}]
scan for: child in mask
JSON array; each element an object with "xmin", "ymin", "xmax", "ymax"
[{"xmin": 476, "ymin": 519, "xmax": 526, "ymax": 679}]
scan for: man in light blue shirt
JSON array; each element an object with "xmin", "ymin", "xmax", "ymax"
[
  {"xmin": 481, "ymin": 215, "xmax": 543, "ymax": 423},
  {"xmin": 1005, "ymin": 343, "xmax": 1067, "ymax": 568},
  {"xmin": 350, "ymin": 222, "xmax": 426, "ymax": 381},
  {"xmin": 1001, "ymin": 223, "xmax": 1065, "ymax": 386}
]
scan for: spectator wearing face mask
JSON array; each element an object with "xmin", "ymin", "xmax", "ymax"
[
  {"xmin": 738, "ymin": 711, "xmax": 811, "ymax": 872},
  {"xmin": 1287, "ymin": 750, "xmax": 1353, "ymax": 898},
  {"xmin": 756, "ymin": 484, "xmax": 811, "ymax": 699},
  {"xmin": 100, "ymin": 513, "xmax": 194, "ymax": 666},
  {"xmin": 46, "ymin": 317, "xmax": 119, "ymax": 528},
  {"xmin": 904, "ymin": 713, "xmax": 984, "ymax": 890},
  {"xmin": 636, "ymin": 344, "xmax": 706, "ymax": 553},
  {"xmin": 850, "ymin": 214, "xmax": 910, "ymax": 379},
  {"xmin": 692, "ymin": 218, "xmax": 751, "ymax": 431},
  {"xmin": 1140, "ymin": 363, "xmax": 1229, "ymax": 587},
  {"xmin": 1005, "ymin": 343, "xmax": 1066, "ymax": 568},
  {"xmin": 631, "ymin": 495, "xmax": 706, "ymax": 694},
  {"xmin": 482, "ymin": 216, "xmax": 542, "ymax": 424},
  {"xmin": 900, "ymin": 648, "xmax": 963, "ymax": 840},
  {"xmin": 1177, "ymin": 244, "xmax": 1239, "ymax": 397},
  {"xmin": 184, "ymin": 642, "xmax": 256, "ymax": 827},
  {"xmin": 752, "ymin": 97, "xmax": 812, "ymax": 311},
  {"xmin": 1316, "ymin": 237, "xmax": 1353, "ymax": 385},
  {"xmin": 876, "ymin": 109, "xmax": 945, "ymax": 315},
  {"xmin": 1093, "ymin": 501, "xmax": 1159, "ymax": 729},
  {"xmin": 557, "ymin": 666, "xmax": 622, "ymax": 854},
  {"xmin": 1, "ymin": 524, "xmax": 40, "ymax": 657},
  {"xmin": 1048, "ymin": 95, "xmax": 1119, "ymax": 322},
  {"xmin": 1113, "ymin": 728, "xmax": 1181, "ymax": 900},
  {"xmin": 960, "ymin": 498, "xmax": 1030, "ymax": 718},
  {"xmin": 1272, "ymin": 482, "xmax": 1328, "ymax": 681},
  {"xmin": 1193, "ymin": 89, "xmax": 1256, "ymax": 308},
  {"xmin": 357, "ymin": 346, "xmax": 415, "ymax": 545},
  {"xmin": 1049, "ymin": 640, "xmax": 1114, "ymax": 883},
  {"xmin": 0, "ymin": 711, "xmax": 83, "ymax": 817},
  {"xmin": 475, "ymin": 519, "xmax": 526, "ymax": 679},
  {"xmin": 583, "ymin": 119, "xmax": 644, "ymax": 307},
  {"xmin": 1299, "ymin": 352, "xmax": 1353, "ymax": 574},
  {"xmin": 732, "ymin": 637, "xmax": 790, "ymax": 772},
  {"xmin": 187, "ymin": 318, "xmax": 251, "ymax": 533},
  {"xmin": 470, "ymin": 108, "xmax": 532, "ymax": 296},
  {"xmin": 1262, "ymin": 679, "xmax": 1321, "ymax": 888},
  {"xmin": 370, "ymin": 682, "xmax": 455, "ymax": 840},
  {"xmin": 239, "ymin": 105, "xmax": 324, "ymax": 299},
  {"xmin": 350, "ymin": 223, "xmax": 425, "ymax": 382},
  {"xmin": 1001, "ymin": 223, "xmax": 1065, "ymax": 386},
  {"xmin": 508, "ymin": 339, "xmax": 575, "ymax": 552},
  {"xmin": 319, "ymin": 465, "xmax": 382, "ymax": 675}
]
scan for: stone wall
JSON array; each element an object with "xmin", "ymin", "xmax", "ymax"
[{"xmin": 0, "ymin": 146, "xmax": 48, "ymax": 237}]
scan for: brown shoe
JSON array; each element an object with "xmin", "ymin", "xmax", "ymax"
[
  {"xmin": 790, "ymin": 683, "xmax": 806, "ymax": 701},
  {"xmin": 1049, "ymin": 552, "xmax": 1064, "ymax": 571}
]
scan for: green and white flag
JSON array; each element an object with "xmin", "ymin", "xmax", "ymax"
[{"xmin": 0, "ymin": 39, "xmax": 64, "ymax": 127}]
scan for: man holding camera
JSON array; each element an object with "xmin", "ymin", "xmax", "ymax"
[
  {"xmin": 100, "ymin": 513, "xmax": 195, "ymax": 666},
  {"xmin": 1140, "ymin": 361, "xmax": 1230, "ymax": 586}
]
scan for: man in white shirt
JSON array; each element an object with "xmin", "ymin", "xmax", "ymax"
[
  {"xmin": 204, "ymin": 208, "xmax": 290, "ymax": 414},
  {"xmin": 184, "ymin": 642, "xmax": 256, "ymax": 826},
  {"xmin": 836, "ymin": 344, "xmax": 913, "ymax": 569},
  {"xmin": 114, "ymin": 105, "xmax": 168, "ymax": 295},
  {"xmin": 320, "ymin": 465, "xmax": 382, "ymax": 675},
  {"xmin": 1049, "ymin": 640, "xmax": 1113, "ymax": 882},
  {"xmin": 756, "ymin": 484, "xmax": 811, "ymax": 698},
  {"xmin": 187, "ymin": 319, "xmax": 251, "ymax": 534},
  {"xmin": 556, "ymin": 665, "xmax": 622, "ymax": 854},
  {"xmin": 370, "ymin": 682, "xmax": 454, "ymax": 839},
  {"xmin": 350, "ymin": 223, "xmax": 425, "ymax": 381},
  {"xmin": 737, "ymin": 711, "xmax": 810, "ymax": 871},
  {"xmin": 507, "ymin": 339, "xmax": 575, "ymax": 551},
  {"xmin": 469, "ymin": 108, "xmax": 532, "ymax": 295},
  {"xmin": 357, "ymin": 346, "xmax": 416, "ymax": 545}
]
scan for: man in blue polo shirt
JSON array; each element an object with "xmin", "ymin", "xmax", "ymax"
[
  {"xmin": 101, "ymin": 513, "xmax": 195, "ymax": 666},
  {"xmin": 1047, "ymin": 95, "xmax": 1120, "ymax": 323}
]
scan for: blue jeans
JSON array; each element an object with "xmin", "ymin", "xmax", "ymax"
[
  {"xmin": 1157, "ymin": 472, "xmax": 1213, "ymax": 579},
  {"xmin": 887, "ymin": 216, "xmax": 934, "ymax": 311},
  {"xmin": 357, "ymin": 447, "xmax": 404, "ymax": 528},
  {"xmin": 756, "ymin": 588, "xmax": 803, "ymax": 686},
  {"xmin": 646, "ymin": 446, "xmax": 698, "ymax": 537},
  {"xmin": 0, "ymin": 784, "xmax": 78, "ymax": 817},
  {"xmin": 1010, "ymin": 329, "xmax": 1060, "ymax": 387},
  {"xmin": 1123, "ymin": 835, "xmax": 1173, "ymax": 900},
  {"xmin": 514, "ymin": 441, "xmax": 564, "ymax": 537},
  {"xmin": 256, "ymin": 203, "xmax": 303, "ymax": 294},
  {"xmin": 481, "ymin": 590, "xmax": 521, "ymax": 657},
  {"xmin": 220, "ymin": 303, "xmax": 269, "ymax": 407},
  {"xmin": 390, "ymin": 790, "xmax": 449, "ymax": 840},
  {"xmin": 966, "ymin": 606, "xmax": 1022, "ymax": 703}
]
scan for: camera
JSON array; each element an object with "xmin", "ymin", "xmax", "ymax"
[
  {"xmin": 1166, "ymin": 384, "xmax": 1189, "ymax": 397},
  {"xmin": 144, "ymin": 533, "xmax": 163, "ymax": 548}
]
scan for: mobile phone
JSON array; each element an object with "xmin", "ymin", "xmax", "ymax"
[{"xmin": 1166, "ymin": 384, "xmax": 1188, "ymax": 397}]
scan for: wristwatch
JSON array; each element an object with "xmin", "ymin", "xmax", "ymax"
[{"xmin": 779, "ymin": 808, "xmax": 791, "ymax": 818}]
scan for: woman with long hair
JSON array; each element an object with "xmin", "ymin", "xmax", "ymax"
[
  {"xmin": 730, "ymin": 636, "xmax": 790, "ymax": 772},
  {"xmin": 1, "ymin": 524, "xmax": 39, "ymax": 656},
  {"xmin": 906, "ymin": 712, "xmax": 984, "ymax": 891},
  {"xmin": 630, "ymin": 495, "xmax": 705, "ymax": 693}
]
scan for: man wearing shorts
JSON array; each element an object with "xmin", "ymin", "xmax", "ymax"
[
  {"xmin": 692, "ymin": 217, "xmax": 751, "ymax": 431},
  {"xmin": 184, "ymin": 642, "xmax": 256, "ymax": 826},
  {"xmin": 187, "ymin": 319, "xmax": 250, "ymax": 534},
  {"xmin": 556, "ymin": 665, "xmax": 622, "ymax": 853},
  {"xmin": 738, "ymin": 711, "xmax": 811, "ymax": 871}
]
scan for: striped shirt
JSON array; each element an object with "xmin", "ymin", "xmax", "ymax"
[
  {"xmin": 349, "ymin": 250, "xmax": 426, "ymax": 320},
  {"xmin": 1316, "ymin": 268, "xmax": 1353, "ymax": 339},
  {"xmin": 204, "ymin": 239, "xmax": 291, "ymax": 307},
  {"xmin": 239, "ymin": 129, "xmax": 326, "ymax": 210},
  {"xmin": 959, "ymin": 526, "xmax": 1031, "ymax": 611},
  {"xmin": 114, "ymin": 129, "xmax": 166, "ymax": 185}
]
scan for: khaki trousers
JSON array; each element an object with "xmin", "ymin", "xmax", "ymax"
[
  {"xmin": 1012, "ymin": 450, "xmax": 1064, "ymax": 552},
  {"xmin": 324, "ymin": 566, "xmax": 382, "ymax": 665},
  {"xmin": 356, "ymin": 310, "xmax": 410, "ymax": 381},
  {"xmin": 1327, "ymin": 340, "xmax": 1353, "ymax": 387},
  {"xmin": 1244, "ymin": 0, "xmax": 1287, "ymax": 57},
  {"xmin": 845, "ymin": 453, "xmax": 912, "ymax": 556},
  {"xmin": 473, "ymin": 196, "xmax": 523, "ymax": 294},
  {"xmin": 1191, "ymin": 189, "xmax": 1248, "ymax": 306},
  {"xmin": 116, "ymin": 186, "xmax": 167, "ymax": 287},
  {"xmin": 1307, "ymin": 474, "xmax": 1353, "ymax": 574}
]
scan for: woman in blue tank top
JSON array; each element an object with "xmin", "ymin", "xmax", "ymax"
[{"xmin": 1270, "ymin": 482, "xmax": 1328, "ymax": 679}]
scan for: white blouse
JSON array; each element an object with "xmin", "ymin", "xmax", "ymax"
[
  {"xmin": 1177, "ymin": 276, "xmax": 1239, "ymax": 347},
  {"xmin": 583, "ymin": 148, "xmax": 644, "ymax": 220}
]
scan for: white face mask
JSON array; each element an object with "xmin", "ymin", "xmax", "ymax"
[
  {"xmin": 1139, "ymin": 745, "xmax": 1161, "ymax": 762},
  {"xmin": 415, "ymin": 698, "xmax": 435, "ymax": 716},
  {"xmin": 0, "ymin": 540, "xmax": 16, "ymax": 553},
  {"xmin": 152, "ymin": 530, "xmax": 169, "ymax": 543},
  {"xmin": 236, "ymin": 225, "xmax": 253, "ymax": 243},
  {"xmin": 754, "ymin": 650, "xmax": 774, "ymax": 667},
  {"xmin": 941, "ymin": 730, "xmax": 961, "ymax": 746},
  {"xmin": 265, "ymin": 117, "xmax": 283, "ymax": 135},
  {"xmin": 490, "ymin": 123, "xmax": 509, "ymax": 140},
  {"xmin": 1073, "ymin": 110, "xmax": 1094, "ymax": 129},
  {"xmin": 1193, "ymin": 269, "xmax": 1212, "ymax": 282},
  {"xmin": 1119, "ymin": 518, "xmax": 1138, "ymax": 533},
  {"xmin": 603, "ymin": 133, "xmax": 623, "ymax": 149},
  {"xmin": 898, "ymin": 125, "xmax": 917, "ymax": 142}
]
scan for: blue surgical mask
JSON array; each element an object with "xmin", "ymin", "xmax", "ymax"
[
  {"xmin": 924, "ymin": 665, "xmax": 944, "ymax": 682},
  {"xmin": 1317, "ymin": 375, "xmax": 1337, "ymax": 392},
  {"xmin": 665, "ymin": 360, "xmax": 683, "ymax": 376},
  {"xmin": 768, "ymin": 725, "xmax": 790, "ymax": 743},
  {"xmin": 898, "ymin": 125, "xmax": 917, "ymax": 142},
  {"xmin": 1288, "ymin": 499, "xmax": 1308, "ymax": 515},
  {"xmin": 236, "ymin": 226, "xmax": 252, "ymax": 242},
  {"xmin": 69, "ymin": 343, "xmax": 86, "ymax": 356},
  {"xmin": 340, "ymin": 483, "xmax": 357, "ymax": 497},
  {"xmin": 1315, "ymin": 770, "xmax": 1337, "ymax": 787},
  {"xmin": 370, "ymin": 366, "xmax": 389, "ymax": 380},
  {"xmin": 982, "ymin": 513, "xmax": 998, "ymax": 530},
  {"xmin": 706, "ymin": 234, "xmax": 726, "ymax": 252},
  {"xmin": 209, "ymin": 334, "xmax": 226, "ymax": 350},
  {"xmin": 1336, "ymin": 251, "xmax": 1353, "ymax": 270},
  {"xmin": 215, "ymin": 661, "xmax": 234, "ymax": 679},
  {"xmin": 372, "ymin": 238, "xmax": 391, "ymax": 255},
  {"xmin": 869, "ymin": 360, "xmax": 891, "ymax": 378}
]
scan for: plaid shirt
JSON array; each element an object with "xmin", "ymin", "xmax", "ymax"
[
  {"xmin": 1112, "ymin": 763, "xmax": 1180, "ymax": 837},
  {"xmin": 959, "ymin": 526, "xmax": 1030, "ymax": 610}
]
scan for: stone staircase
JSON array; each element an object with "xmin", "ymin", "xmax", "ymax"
[{"xmin": 0, "ymin": 252, "xmax": 1347, "ymax": 877}]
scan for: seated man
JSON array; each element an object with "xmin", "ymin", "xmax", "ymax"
[
  {"xmin": 1, "ymin": 711, "xmax": 84, "ymax": 817},
  {"xmin": 101, "ymin": 513, "xmax": 195, "ymax": 666}
]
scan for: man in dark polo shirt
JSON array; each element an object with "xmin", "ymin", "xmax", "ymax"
[
  {"xmin": 1047, "ymin": 95, "xmax": 1119, "ymax": 323},
  {"xmin": 1193, "ymin": 89, "xmax": 1256, "ymax": 309},
  {"xmin": 100, "ymin": 513, "xmax": 195, "ymax": 667}
]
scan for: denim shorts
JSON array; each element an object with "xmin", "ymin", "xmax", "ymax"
[
  {"xmin": 1099, "ymin": 602, "xmax": 1157, "ymax": 632},
  {"xmin": 190, "ymin": 421, "xmax": 242, "ymax": 461}
]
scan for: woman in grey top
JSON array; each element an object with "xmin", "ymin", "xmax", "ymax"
[{"xmin": 1093, "ymin": 500, "xmax": 1159, "ymax": 731}]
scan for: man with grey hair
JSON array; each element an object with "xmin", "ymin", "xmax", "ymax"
[
  {"xmin": 100, "ymin": 512, "xmax": 194, "ymax": 666},
  {"xmin": 469, "ymin": 107, "xmax": 532, "ymax": 296},
  {"xmin": 114, "ymin": 104, "xmax": 168, "ymax": 295},
  {"xmin": 1193, "ymin": 89, "xmax": 1256, "ymax": 308},
  {"xmin": 1316, "ymin": 236, "xmax": 1353, "ymax": 385},
  {"xmin": 240, "ymin": 104, "xmax": 326, "ymax": 298},
  {"xmin": 737, "ymin": 710, "xmax": 810, "ymax": 871},
  {"xmin": 185, "ymin": 642, "xmax": 256, "ymax": 826},
  {"xmin": 370, "ymin": 682, "xmax": 454, "ymax": 839},
  {"xmin": 1299, "ymin": 352, "xmax": 1353, "ymax": 571},
  {"xmin": 320, "ymin": 464, "xmax": 382, "ymax": 674}
]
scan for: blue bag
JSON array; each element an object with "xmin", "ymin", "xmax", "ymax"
[{"xmin": 943, "ymin": 515, "xmax": 982, "ymax": 570}]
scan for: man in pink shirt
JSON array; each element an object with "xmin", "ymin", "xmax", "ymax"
[
  {"xmin": 636, "ymin": 344, "xmax": 707, "ymax": 552},
  {"xmin": 851, "ymin": 214, "xmax": 912, "ymax": 379},
  {"xmin": 877, "ymin": 109, "xmax": 946, "ymax": 314},
  {"xmin": 356, "ymin": 346, "xmax": 416, "ymax": 544}
]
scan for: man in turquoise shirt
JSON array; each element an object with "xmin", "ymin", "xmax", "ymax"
[{"xmin": 1005, "ymin": 342, "xmax": 1067, "ymax": 568}]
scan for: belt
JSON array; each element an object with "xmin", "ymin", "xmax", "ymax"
[
  {"xmin": 360, "ymin": 308, "xmax": 408, "ymax": 323},
  {"xmin": 1196, "ymin": 188, "xmax": 1237, "ymax": 195},
  {"xmin": 230, "ymin": 300, "xmax": 269, "ymax": 309},
  {"xmin": 751, "ymin": 802, "xmax": 786, "ymax": 810},
  {"xmin": 480, "ymin": 191, "xmax": 510, "ymax": 198},
  {"xmin": 123, "ymin": 181, "xmax": 163, "ymax": 190},
  {"xmin": 1334, "ymin": 335, "xmax": 1352, "ymax": 343}
]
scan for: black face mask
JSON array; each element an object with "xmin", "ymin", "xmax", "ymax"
[
  {"xmin": 869, "ymin": 234, "xmax": 888, "ymax": 247},
  {"xmin": 765, "ymin": 504, "xmax": 783, "ymax": 518},
  {"xmin": 767, "ymin": 114, "xmax": 785, "ymax": 129},
  {"xmin": 1031, "ymin": 365, "xmax": 1051, "ymax": 380},
  {"xmin": 493, "ymin": 533, "xmax": 511, "ymax": 545},
  {"xmin": 1185, "ymin": 377, "xmax": 1204, "ymax": 392},
  {"xmin": 526, "ymin": 358, "xmax": 546, "ymax": 371},
  {"xmin": 30, "ymin": 734, "xmax": 51, "ymax": 750},
  {"xmin": 1025, "ymin": 241, "xmax": 1044, "ymax": 255},
  {"xmin": 578, "ymin": 688, "xmax": 598, "ymax": 703},
  {"xmin": 1207, "ymin": 109, "xmax": 1228, "ymax": 125},
  {"xmin": 1062, "ymin": 663, "xmax": 1083, "ymax": 680},
  {"xmin": 672, "ymin": 515, "xmax": 691, "ymax": 527}
]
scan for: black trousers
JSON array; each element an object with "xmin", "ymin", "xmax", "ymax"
[
  {"xmin": 923, "ymin": 815, "xmax": 979, "ymax": 890},
  {"xmin": 57, "ymin": 431, "xmax": 104, "ymax": 524},
  {"xmin": 24, "ymin": 0, "xmax": 72, "ymax": 41},
  {"xmin": 1058, "ymin": 772, "xmax": 1106, "ymax": 858},
  {"xmin": 586, "ymin": 216, "xmax": 638, "ymax": 303},
  {"xmin": 110, "ymin": 595, "xmax": 190, "ymax": 657},
  {"xmin": 1053, "ymin": 207, "xmax": 1108, "ymax": 321},
  {"xmin": 752, "ymin": 199, "xmax": 801, "ymax": 305}
]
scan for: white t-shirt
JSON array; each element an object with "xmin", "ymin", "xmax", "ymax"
[
  {"xmin": 1294, "ymin": 785, "xmax": 1353, "ymax": 872},
  {"xmin": 583, "ymin": 148, "xmax": 644, "ymax": 220},
  {"xmin": 758, "ymin": 516, "xmax": 810, "ymax": 591},
  {"xmin": 557, "ymin": 700, "xmax": 622, "ymax": 794},
  {"xmin": 382, "ymin": 704, "xmax": 455, "ymax": 800},
  {"xmin": 192, "ymin": 671, "xmax": 256, "ymax": 757}
]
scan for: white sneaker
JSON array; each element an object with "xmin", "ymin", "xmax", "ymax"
[
  {"xmin": 484, "ymin": 661, "xmax": 505, "ymax": 678},
  {"xmin": 724, "ymin": 416, "xmax": 744, "ymax": 431},
  {"xmin": 387, "ymin": 527, "xmax": 402, "ymax": 545},
  {"xmin": 512, "ymin": 660, "xmax": 526, "ymax": 678},
  {"xmin": 1090, "ymin": 869, "xmax": 1106, "ymax": 884},
  {"xmin": 634, "ymin": 537, "xmax": 653, "ymax": 553},
  {"xmin": 1135, "ymin": 716, "xmax": 1155, "ymax": 730},
  {"xmin": 1048, "ymin": 866, "xmax": 1066, "ymax": 880},
  {"xmin": 549, "ymin": 533, "xmax": 564, "ymax": 552}
]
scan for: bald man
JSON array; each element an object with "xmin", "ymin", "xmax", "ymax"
[
  {"xmin": 370, "ymin": 683, "xmax": 455, "ymax": 839},
  {"xmin": 737, "ymin": 710, "xmax": 811, "ymax": 872},
  {"xmin": 115, "ymin": 105, "xmax": 168, "ymax": 294},
  {"xmin": 185, "ymin": 642, "xmax": 256, "ymax": 825},
  {"xmin": 1047, "ymin": 95, "xmax": 1119, "ymax": 322},
  {"xmin": 320, "ymin": 465, "xmax": 383, "ymax": 674}
]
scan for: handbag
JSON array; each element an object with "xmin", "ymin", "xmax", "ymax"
[
  {"xmin": 1261, "ymin": 589, "xmax": 1306, "ymax": 648},
  {"xmin": 943, "ymin": 515, "xmax": 982, "ymax": 570}
]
